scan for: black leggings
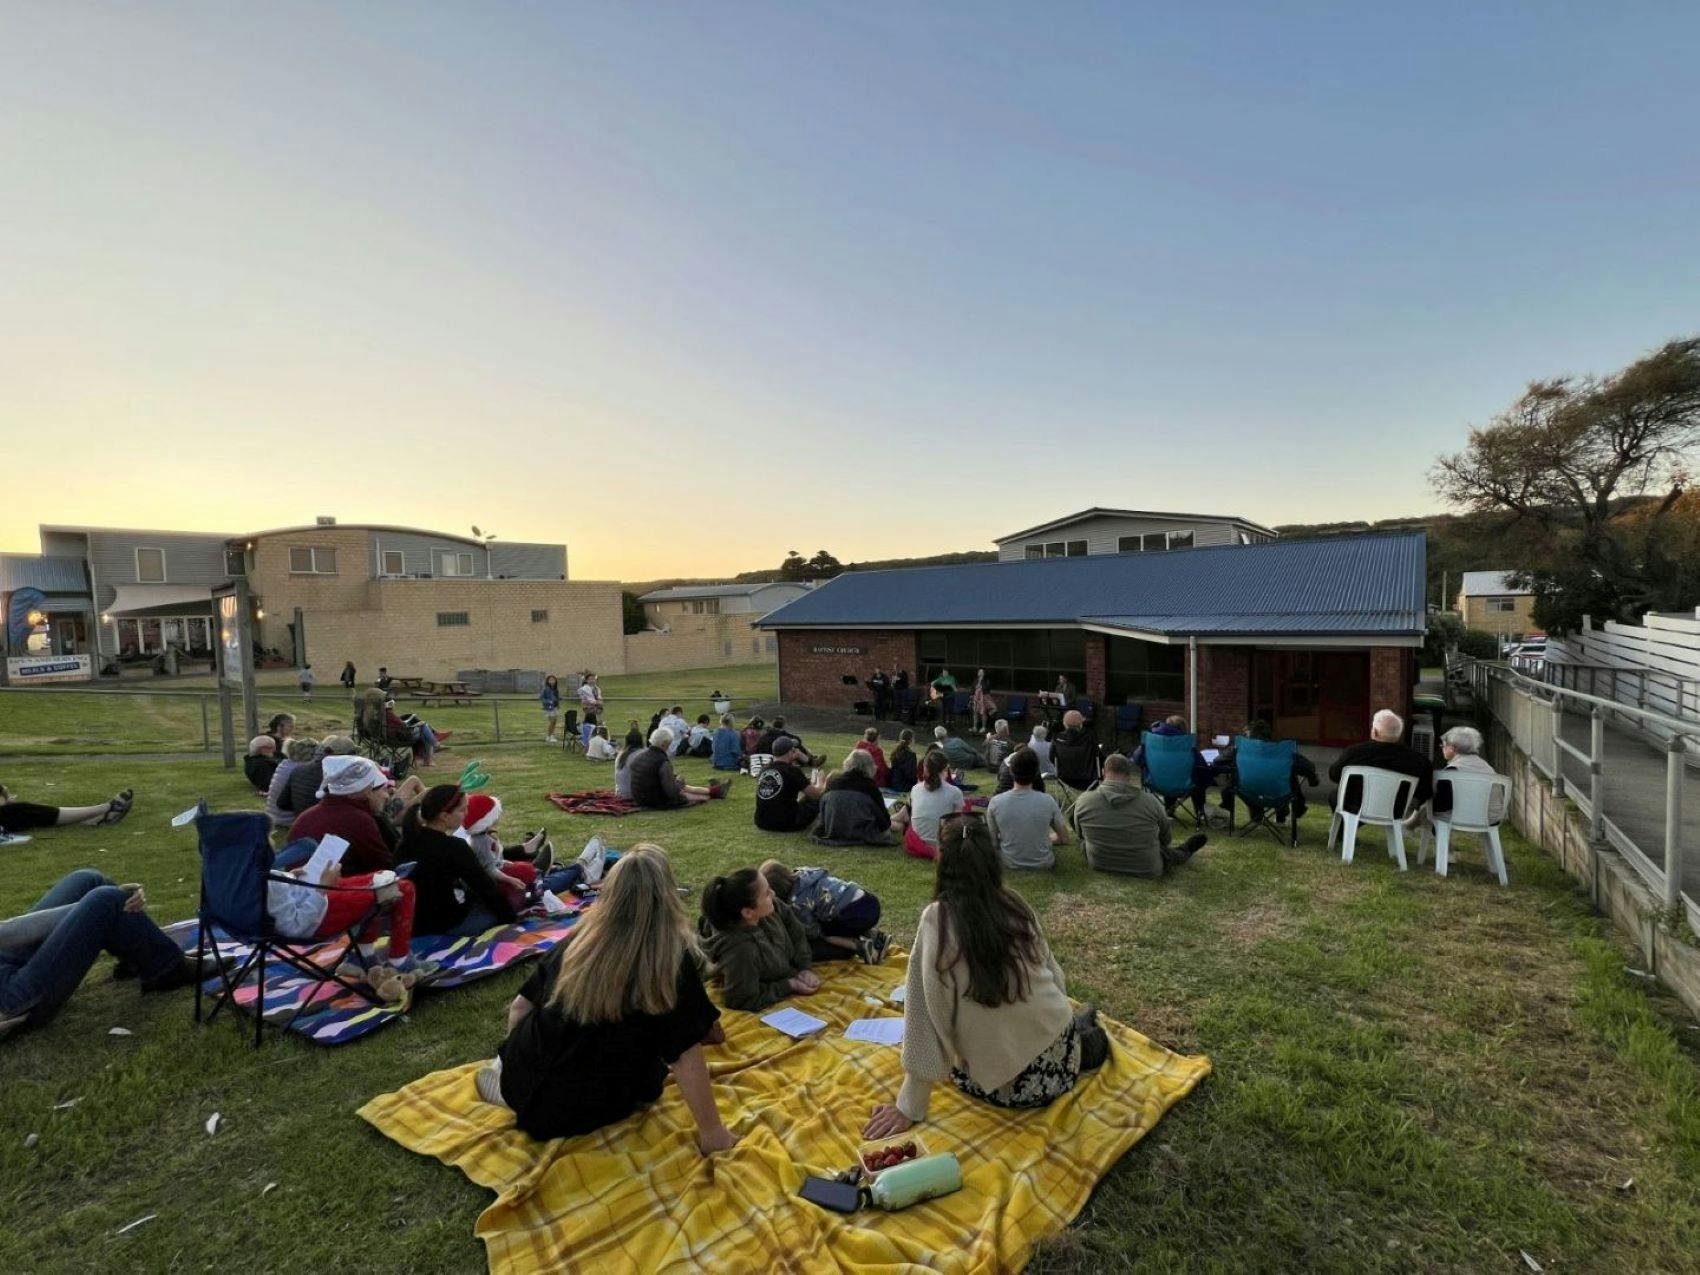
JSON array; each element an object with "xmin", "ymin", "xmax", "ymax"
[{"xmin": 0, "ymin": 802, "xmax": 61, "ymax": 833}]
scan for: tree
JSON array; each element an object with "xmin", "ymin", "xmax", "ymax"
[
  {"xmin": 1432, "ymin": 337, "xmax": 1700, "ymax": 631},
  {"xmin": 777, "ymin": 549, "xmax": 810, "ymax": 581},
  {"xmin": 805, "ymin": 549, "xmax": 843, "ymax": 579},
  {"xmin": 620, "ymin": 591, "xmax": 647, "ymax": 635}
]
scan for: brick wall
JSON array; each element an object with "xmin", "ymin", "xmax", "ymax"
[
  {"xmin": 298, "ymin": 579, "xmax": 627, "ymax": 682},
  {"xmin": 1084, "ymin": 633, "xmax": 1107, "ymax": 702},
  {"xmin": 1369, "ymin": 646, "xmax": 1414, "ymax": 722},
  {"xmin": 623, "ymin": 615, "xmax": 777, "ymax": 674},
  {"xmin": 247, "ymin": 528, "xmax": 375, "ymax": 655},
  {"xmin": 1196, "ymin": 646, "xmax": 1251, "ymax": 739},
  {"xmin": 1461, "ymin": 595, "xmax": 1536, "ymax": 636},
  {"xmin": 777, "ymin": 629, "xmax": 919, "ymax": 710}
]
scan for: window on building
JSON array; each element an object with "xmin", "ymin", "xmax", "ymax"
[
  {"xmin": 436, "ymin": 611, "xmax": 470, "ymax": 627},
  {"xmin": 753, "ymin": 637, "xmax": 761, "ymax": 654},
  {"xmin": 723, "ymin": 640, "xmax": 733, "ymax": 657},
  {"xmin": 1044, "ymin": 541, "xmax": 1067, "ymax": 558},
  {"xmin": 381, "ymin": 550, "xmax": 405, "ymax": 576},
  {"xmin": 1168, "ymin": 530, "xmax": 1194, "ymax": 550},
  {"xmin": 1025, "ymin": 545, "xmax": 1045, "ymax": 560},
  {"xmin": 288, "ymin": 546, "xmax": 337, "ymax": 574},
  {"xmin": 438, "ymin": 550, "xmax": 476, "ymax": 577},
  {"xmin": 530, "ymin": 609, "xmax": 548, "ymax": 623},
  {"xmin": 1487, "ymin": 597, "xmax": 1517, "ymax": 614},
  {"xmin": 688, "ymin": 599, "xmax": 721, "ymax": 615},
  {"xmin": 765, "ymin": 637, "xmax": 777, "ymax": 654},
  {"xmin": 1105, "ymin": 635, "xmax": 1187, "ymax": 703},
  {"xmin": 135, "ymin": 547, "xmax": 166, "ymax": 583},
  {"xmin": 917, "ymin": 628, "xmax": 1088, "ymax": 696},
  {"xmin": 1141, "ymin": 532, "xmax": 1168, "ymax": 552},
  {"xmin": 1066, "ymin": 540, "xmax": 1087, "ymax": 556},
  {"xmin": 1118, "ymin": 536, "xmax": 1141, "ymax": 553},
  {"xmin": 224, "ymin": 548, "xmax": 246, "ymax": 576}
]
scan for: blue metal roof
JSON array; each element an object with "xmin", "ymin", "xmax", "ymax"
[
  {"xmin": 758, "ymin": 531, "xmax": 1426, "ymax": 638},
  {"xmin": 0, "ymin": 554, "xmax": 90, "ymax": 595}
]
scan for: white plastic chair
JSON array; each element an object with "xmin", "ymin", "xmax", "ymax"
[
  {"xmin": 1327, "ymin": 765, "xmax": 1418, "ymax": 870},
  {"xmin": 1417, "ymin": 770, "xmax": 1511, "ymax": 886},
  {"xmin": 744, "ymin": 753, "xmax": 774, "ymax": 781}
]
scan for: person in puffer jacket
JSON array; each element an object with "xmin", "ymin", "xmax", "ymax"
[{"xmin": 696, "ymin": 868, "xmax": 816, "ymax": 1010}]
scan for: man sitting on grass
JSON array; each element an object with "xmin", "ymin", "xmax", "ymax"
[
  {"xmin": 933, "ymin": 725, "xmax": 985, "ymax": 772},
  {"xmin": 1, "ymin": 869, "xmax": 225, "ymax": 1038},
  {"xmin": 754, "ymin": 737, "xmax": 826, "ymax": 832},
  {"xmin": 986, "ymin": 747, "xmax": 1068, "ymax": 871},
  {"xmin": 629, "ymin": 728, "xmax": 727, "ymax": 809},
  {"xmin": 1066, "ymin": 753, "xmax": 1208, "ymax": 878}
]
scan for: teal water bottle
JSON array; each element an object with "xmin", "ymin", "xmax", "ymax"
[{"xmin": 866, "ymin": 1153, "xmax": 963, "ymax": 1210}]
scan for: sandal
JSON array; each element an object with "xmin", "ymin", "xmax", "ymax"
[{"xmin": 97, "ymin": 790, "xmax": 135, "ymax": 827}]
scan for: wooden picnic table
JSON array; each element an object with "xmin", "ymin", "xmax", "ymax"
[{"xmin": 418, "ymin": 679, "xmax": 482, "ymax": 707}]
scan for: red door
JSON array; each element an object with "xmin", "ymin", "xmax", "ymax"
[{"xmin": 1252, "ymin": 651, "xmax": 1370, "ymax": 746}]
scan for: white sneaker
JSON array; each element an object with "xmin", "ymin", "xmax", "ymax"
[
  {"xmin": 577, "ymin": 835, "xmax": 607, "ymax": 884},
  {"xmin": 546, "ymin": 734, "xmax": 557, "ymax": 743}
]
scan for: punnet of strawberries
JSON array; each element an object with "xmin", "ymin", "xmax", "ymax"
[{"xmin": 863, "ymin": 1141, "xmax": 920, "ymax": 1171}]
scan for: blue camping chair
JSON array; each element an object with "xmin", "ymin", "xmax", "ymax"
[
  {"xmin": 950, "ymin": 690, "xmax": 972, "ymax": 722},
  {"xmin": 1229, "ymin": 736, "xmax": 1301, "ymax": 846},
  {"xmin": 1074, "ymin": 697, "xmax": 1096, "ymax": 727},
  {"xmin": 1113, "ymin": 702, "xmax": 1144, "ymax": 749},
  {"xmin": 192, "ymin": 805, "xmax": 389, "ymax": 1047},
  {"xmin": 1003, "ymin": 693, "xmax": 1029, "ymax": 725},
  {"xmin": 1140, "ymin": 730, "xmax": 1202, "ymax": 825}
]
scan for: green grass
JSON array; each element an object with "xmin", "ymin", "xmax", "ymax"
[
  {"xmin": 2, "ymin": 700, "xmax": 1699, "ymax": 1272},
  {"xmin": 0, "ymin": 663, "xmax": 778, "ymax": 756}
]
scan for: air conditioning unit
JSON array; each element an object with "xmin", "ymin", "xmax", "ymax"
[{"xmin": 315, "ymin": 516, "xmax": 337, "ymax": 526}]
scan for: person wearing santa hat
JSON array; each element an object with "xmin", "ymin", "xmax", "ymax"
[{"xmin": 457, "ymin": 793, "xmax": 553, "ymax": 909}]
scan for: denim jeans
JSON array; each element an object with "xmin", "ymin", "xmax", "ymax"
[{"xmin": 0, "ymin": 869, "xmax": 184, "ymax": 1024}]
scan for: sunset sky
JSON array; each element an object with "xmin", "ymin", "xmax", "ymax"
[{"xmin": 3, "ymin": 3, "xmax": 1697, "ymax": 581}]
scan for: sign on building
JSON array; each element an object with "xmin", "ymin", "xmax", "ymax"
[
  {"xmin": 810, "ymin": 643, "xmax": 865, "ymax": 656},
  {"xmin": 6, "ymin": 654, "xmax": 92, "ymax": 683}
]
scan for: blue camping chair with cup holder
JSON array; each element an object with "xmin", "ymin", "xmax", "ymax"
[
  {"xmin": 1140, "ymin": 730, "xmax": 1202, "ymax": 827},
  {"xmin": 1228, "ymin": 736, "xmax": 1301, "ymax": 846}
]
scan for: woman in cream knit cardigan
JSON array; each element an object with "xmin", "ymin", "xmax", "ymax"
[{"xmin": 863, "ymin": 815, "xmax": 1110, "ymax": 1139}]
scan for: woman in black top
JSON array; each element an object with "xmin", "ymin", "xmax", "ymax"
[
  {"xmin": 476, "ymin": 844, "xmax": 736, "ymax": 1151},
  {"xmin": 0, "ymin": 783, "xmax": 133, "ymax": 834},
  {"xmin": 399, "ymin": 784, "xmax": 520, "ymax": 937}
]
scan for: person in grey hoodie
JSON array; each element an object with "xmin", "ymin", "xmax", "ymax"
[
  {"xmin": 1065, "ymin": 753, "xmax": 1207, "ymax": 878},
  {"xmin": 696, "ymin": 868, "xmax": 817, "ymax": 1011}
]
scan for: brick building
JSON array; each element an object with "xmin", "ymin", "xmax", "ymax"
[
  {"xmin": 1454, "ymin": 570, "xmax": 1537, "ymax": 638},
  {"xmin": 759, "ymin": 531, "xmax": 1426, "ymax": 747}
]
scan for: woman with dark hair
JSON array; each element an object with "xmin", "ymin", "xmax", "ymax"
[
  {"xmin": 539, "ymin": 674, "xmax": 563, "ymax": 744},
  {"xmin": 266, "ymin": 713, "xmax": 296, "ymax": 753},
  {"xmin": 864, "ymin": 816, "xmax": 1109, "ymax": 1139},
  {"xmin": 902, "ymin": 749, "xmax": 964, "ymax": 860},
  {"xmin": 886, "ymin": 729, "xmax": 919, "ymax": 793},
  {"xmin": 399, "ymin": 784, "xmax": 521, "ymax": 937},
  {"xmin": 613, "ymin": 725, "xmax": 645, "ymax": 800},
  {"xmin": 696, "ymin": 867, "xmax": 817, "ymax": 1011}
]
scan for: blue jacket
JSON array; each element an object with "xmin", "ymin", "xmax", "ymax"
[
  {"xmin": 711, "ymin": 726, "xmax": 742, "ymax": 771},
  {"xmin": 539, "ymin": 685, "xmax": 561, "ymax": 712}
]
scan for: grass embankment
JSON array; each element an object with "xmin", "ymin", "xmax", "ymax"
[{"xmin": 0, "ymin": 704, "xmax": 1697, "ymax": 1270}]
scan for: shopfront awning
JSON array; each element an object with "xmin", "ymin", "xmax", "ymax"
[{"xmin": 105, "ymin": 584, "xmax": 215, "ymax": 617}]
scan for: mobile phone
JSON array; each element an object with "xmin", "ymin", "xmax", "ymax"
[{"xmin": 799, "ymin": 1175, "xmax": 862, "ymax": 1214}]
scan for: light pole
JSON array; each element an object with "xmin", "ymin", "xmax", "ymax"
[{"xmin": 472, "ymin": 526, "xmax": 499, "ymax": 579}]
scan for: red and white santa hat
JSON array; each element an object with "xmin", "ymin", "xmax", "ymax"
[{"xmin": 461, "ymin": 792, "xmax": 503, "ymax": 835}]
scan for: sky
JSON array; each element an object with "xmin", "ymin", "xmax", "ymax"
[{"xmin": 2, "ymin": 3, "xmax": 1697, "ymax": 580}]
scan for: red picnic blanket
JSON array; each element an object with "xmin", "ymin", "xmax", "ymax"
[{"xmin": 546, "ymin": 789, "xmax": 642, "ymax": 816}]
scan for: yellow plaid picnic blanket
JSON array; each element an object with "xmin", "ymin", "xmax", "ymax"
[{"xmin": 358, "ymin": 954, "xmax": 1209, "ymax": 1273}]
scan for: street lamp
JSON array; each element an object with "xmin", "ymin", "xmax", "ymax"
[{"xmin": 471, "ymin": 526, "xmax": 498, "ymax": 579}]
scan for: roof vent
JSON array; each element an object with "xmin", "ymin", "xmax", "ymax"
[{"xmin": 315, "ymin": 516, "xmax": 337, "ymax": 526}]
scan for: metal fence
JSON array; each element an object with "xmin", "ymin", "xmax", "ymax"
[{"xmin": 1460, "ymin": 656, "xmax": 1699, "ymax": 938}]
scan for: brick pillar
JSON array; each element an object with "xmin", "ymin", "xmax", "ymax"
[
  {"xmin": 1198, "ymin": 647, "xmax": 1251, "ymax": 739},
  {"xmin": 1084, "ymin": 633, "xmax": 1106, "ymax": 703},
  {"xmin": 1368, "ymin": 647, "xmax": 1412, "ymax": 722}
]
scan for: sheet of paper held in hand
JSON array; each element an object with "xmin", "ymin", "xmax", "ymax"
[
  {"xmin": 761, "ymin": 1007, "xmax": 828, "ymax": 1038},
  {"xmin": 844, "ymin": 1017, "xmax": 905, "ymax": 1045},
  {"xmin": 301, "ymin": 835, "xmax": 350, "ymax": 883}
]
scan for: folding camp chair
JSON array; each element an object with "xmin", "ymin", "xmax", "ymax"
[
  {"xmin": 1113, "ymin": 703, "xmax": 1144, "ymax": 750},
  {"xmin": 1140, "ymin": 730, "xmax": 1202, "ymax": 826},
  {"xmin": 1327, "ymin": 766, "xmax": 1418, "ymax": 871},
  {"xmin": 1228, "ymin": 736, "xmax": 1300, "ymax": 846},
  {"xmin": 558, "ymin": 709, "xmax": 581, "ymax": 753},
  {"xmin": 1417, "ymin": 770, "xmax": 1512, "ymax": 885},
  {"xmin": 192, "ymin": 806, "xmax": 391, "ymax": 1047},
  {"xmin": 352, "ymin": 709, "xmax": 414, "ymax": 781}
]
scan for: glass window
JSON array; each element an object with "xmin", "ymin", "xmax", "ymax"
[
  {"xmin": 1105, "ymin": 635, "xmax": 1187, "ymax": 704},
  {"xmin": 1118, "ymin": 536, "xmax": 1141, "ymax": 553},
  {"xmin": 916, "ymin": 629, "xmax": 1086, "ymax": 696},
  {"xmin": 1141, "ymin": 533, "xmax": 1167, "ymax": 552},
  {"xmin": 1488, "ymin": 597, "xmax": 1516, "ymax": 613},
  {"xmin": 224, "ymin": 548, "xmax": 246, "ymax": 576},
  {"xmin": 530, "ymin": 609, "xmax": 548, "ymax": 623},
  {"xmin": 136, "ymin": 547, "xmax": 166, "ymax": 582},
  {"xmin": 382, "ymin": 550, "xmax": 405, "ymax": 576},
  {"xmin": 1066, "ymin": 540, "xmax": 1088, "ymax": 556},
  {"xmin": 289, "ymin": 546, "xmax": 337, "ymax": 573},
  {"xmin": 1168, "ymin": 530, "xmax": 1194, "ymax": 550},
  {"xmin": 436, "ymin": 611, "xmax": 470, "ymax": 627},
  {"xmin": 1044, "ymin": 542, "xmax": 1067, "ymax": 558},
  {"xmin": 438, "ymin": 551, "xmax": 476, "ymax": 577},
  {"xmin": 290, "ymin": 546, "xmax": 312, "ymax": 572},
  {"xmin": 1025, "ymin": 545, "xmax": 1045, "ymax": 560}
]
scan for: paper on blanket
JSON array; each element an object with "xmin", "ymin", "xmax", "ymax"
[
  {"xmin": 889, "ymin": 984, "xmax": 906, "ymax": 1004},
  {"xmin": 844, "ymin": 1017, "xmax": 904, "ymax": 1045},
  {"xmin": 540, "ymin": 890, "xmax": 571, "ymax": 917},
  {"xmin": 761, "ymin": 1007, "xmax": 827, "ymax": 1038},
  {"xmin": 301, "ymin": 835, "xmax": 350, "ymax": 884}
]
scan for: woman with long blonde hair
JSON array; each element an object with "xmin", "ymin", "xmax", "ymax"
[{"xmin": 475, "ymin": 844, "xmax": 737, "ymax": 1151}]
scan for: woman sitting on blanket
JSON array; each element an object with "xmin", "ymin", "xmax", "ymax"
[
  {"xmin": 476, "ymin": 845, "xmax": 737, "ymax": 1152},
  {"xmin": 696, "ymin": 867, "xmax": 819, "ymax": 1011},
  {"xmin": 585, "ymin": 725, "xmax": 618, "ymax": 761},
  {"xmin": 885, "ymin": 729, "xmax": 919, "ymax": 793},
  {"xmin": 863, "ymin": 815, "xmax": 1110, "ymax": 1141},
  {"xmin": 613, "ymin": 726, "xmax": 645, "ymax": 800}
]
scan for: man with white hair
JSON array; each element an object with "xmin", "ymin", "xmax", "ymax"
[
  {"xmin": 1327, "ymin": 709, "xmax": 1433, "ymax": 817},
  {"xmin": 982, "ymin": 719, "xmax": 1014, "ymax": 771},
  {"xmin": 627, "ymin": 727, "xmax": 726, "ymax": 809},
  {"xmin": 933, "ymin": 724, "xmax": 985, "ymax": 771}
]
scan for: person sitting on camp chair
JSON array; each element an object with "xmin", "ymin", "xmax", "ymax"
[
  {"xmin": 266, "ymin": 841, "xmax": 437, "ymax": 993},
  {"xmin": 1132, "ymin": 715, "xmax": 1212, "ymax": 819},
  {"xmin": 1219, "ymin": 720, "xmax": 1318, "ymax": 827},
  {"xmin": 1066, "ymin": 753, "xmax": 1208, "ymax": 878},
  {"xmin": 1050, "ymin": 710, "xmax": 1101, "ymax": 794}
]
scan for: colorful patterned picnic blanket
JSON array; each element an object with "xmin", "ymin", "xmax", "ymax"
[
  {"xmin": 359, "ymin": 955, "xmax": 1211, "ymax": 1273},
  {"xmin": 164, "ymin": 905, "xmax": 591, "ymax": 1046},
  {"xmin": 546, "ymin": 790, "xmax": 641, "ymax": 817}
]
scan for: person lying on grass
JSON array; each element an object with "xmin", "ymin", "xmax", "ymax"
[
  {"xmin": 0, "ymin": 783, "xmax": 133, "ymax": 839},
  {"xmin": 0, "ymin": 869, "xmax": 226, "ymax": 1039},
  {"xmin": 476, "ymin": 844, "xmax": 736, "ymax": 1152},
  {"xmin": 758, "ymin": 860, "xmax": 890, "ymax": 964},
  {"xmin": 697, "ymin": 867, "xmax": 819, "ymax": 1010},
  {"xmin": 863, "ymin": 814, "xmax": 1109, "ymax": 1141}
]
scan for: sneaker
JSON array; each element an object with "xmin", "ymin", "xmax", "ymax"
[
  {"xmin": 856, "ymin": 930, "xmax": 891, "ymax": 965},
  {"xmin": 546, "ymin": 734, "xmax": 557, "ymax": 744},
  {"xmin": 530, "ymin": 838, "xmax": 555, "ymax": 877},
  {"xmin": 0, "ymin": 1010, "xmax": 30, "ymax": 1041},
  {"xmin": 576, "ymin": 835, "xmax": 607, "ymax": 884},
  {"xmin": 709, "ymin": 780, "xmax": 731, "ymax": 800},
  {"xmin": 435, "ymin": 730, "xmax": 455, "ymax": 743}
]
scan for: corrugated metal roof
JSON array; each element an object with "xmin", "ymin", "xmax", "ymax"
[
  {"xmin": 0, "ymin": 554, "xmax": 90, "ymax": 595},
  {"xmin": 995, "ymin": 506, "xmax": 1277, "ymax": 544},
  {"xmin": 759, "ymin": 531, "xmax": 1426, "ymax": 637},
  {"xmin": 638, "ymin": 582, "xmax": 793, "ymax": 602},
  {"xmin": 1459, "ymin": 570, "xmax": 1531, "ymax": 597}
]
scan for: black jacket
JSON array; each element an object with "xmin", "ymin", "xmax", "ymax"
[
  {"xmin": 628, "ymin": 746, "xmax": 685, "ymax": 809},
  {"xmin": 1329, "ymin": 740, "xmax": 1433, "ymax": 817},
  {"xmin": 1053, "ymin": 728, "xmax": 1101, "ymax": 789},
  {"xmin": 403, "ymin": 824, "xmax": 519, "ymax": 934}
]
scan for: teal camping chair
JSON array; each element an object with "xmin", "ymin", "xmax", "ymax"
[
  {"xmin": 1229, "ymin": 736, "xmax": 1300, "ymax": 846},
  {"xmin": 1140, "ymin": 730, "xmax": 1201, "ymax": 826}
]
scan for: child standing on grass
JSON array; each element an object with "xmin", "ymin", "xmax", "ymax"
[
  {"xmin": 299, "ymin": 664, "xmax": 315, "ymax": 701},
  {"xmin": 758, "ymin": 860, "xmax": 889, "ymax": 963},
  {"xmin": 696, "ymin": 867, "xmax": 819, "ymax": 1011},
  {"xmin": 540, "ymin": 674, "xmax": 562, "ymax": 744}
]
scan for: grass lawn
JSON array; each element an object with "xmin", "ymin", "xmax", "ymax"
[
  {"xmin": 2, "ymin": 705, "xmax": 1698, "ymax": 1271},
  {"xmin": 0, "ymin": 664, "xmax": 779, "ymax": 757}
]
